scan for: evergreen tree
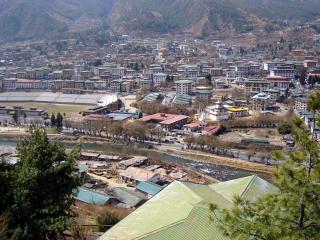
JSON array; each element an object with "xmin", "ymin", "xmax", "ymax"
[
  {"xmin": 307, "ymin": 92, "xmax": 320, "ymax": 139},
  {"xmin": 50, "ymin": 113, "xmax": 56, "ymax": 126},
  {"xmin": 7, "ymin": 128, "xmax": 81, "ymax": 239},
  {"xmin": 211, "ymin": 117, "xmax": 320, "ymax": 240},
  {"xmin": 56, "ymin": 112, "xmax": 63, "ymax": 129}
]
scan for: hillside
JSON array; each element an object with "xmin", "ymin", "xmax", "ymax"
[
  {"xmin": 108, "ymin": 0, "xmax": 320, "ymax": 36},
  {"xmin": 0, "ymin": 0, "xmax": 115, "ymax": 41},
  {"xmin": 0, "ymin": 0, "xmax": 320, "ymax": 42}
]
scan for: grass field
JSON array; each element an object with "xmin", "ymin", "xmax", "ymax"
[{"xmin": 0, "ymin": 102, "xmax": 92, "ymax": 118}]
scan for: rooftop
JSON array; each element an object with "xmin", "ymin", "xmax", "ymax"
[
  {"xmin": 75, "ymin": 187, "xmax": 112, "ymax": 205},
  {"xmin": 99, "ymin": 175, "xmax": 277, "ymax": 240}
]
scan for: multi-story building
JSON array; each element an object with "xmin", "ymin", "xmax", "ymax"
[
  {"xmin": 304, "ymin": 60, "xmax": 317, "ymax": 68},
  {"xmin": 265, "ymin": 76, "xmax": 290, "ymax": 89},
  {"xmin": 250, "ymin": 92, "xmax": 271, "ymax": 111},
  {"xmin": 295, "ymin": 97, "xmax": 308, "ymax": 112},
  {"xmin": 15, "ymin": 79, "xmax": 43, "ymax": 89},
  {"xmin": 3, "ymin": 78, "xmax": 17, "ymax": 90},
  {"xmin": 52, "ymin": 71, "xmax": 63, "ymax": 80},
  {"xmin": 153, "ymin": 73, "xmax": 167, "ymax": 84},
  {"xmin": 210, "ymin": 68, "xmax": 224, "ymax": 77},
  {"xmin": 111, "ymin": 79, "xmax": 123, "ymax": 93},
  {"xmin": 62, "ymin": 69, "xmax": 74, "ymax": 79},
  {"xmin": 270, "ymin": 65, "xmax": 296, "ymax": 79},
  {"xmin": 195, "ymin": 86, "xmax": 213, "ymax": 103},
  {"xmin": 243, "ymin": 78, "xmax": 270, "ymax": 95},
  {"xmin": 177, "ymin": 64, "xmax": 199, "ymax": 80},
  {"xmin": 80, "ymin": 71, "xmax": 94, "ymax": 80},
  {"xmin": 175, "ymin": 80, "xmax": 193, "ymax": 95}
]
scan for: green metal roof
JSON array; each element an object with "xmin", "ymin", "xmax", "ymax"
[
  {"xmin": 144, "ymin": 93, "xmax": 161, "ymax": 102},
  {"xmin": 173, "ymin": 94, "xmax": 192, "ymax": 105},
  {"xmin": 75, "ymin": 187, "xmax": 111, "ymax": 205},
  {"xmin": 99, "ymin": 176, "xmax": 277, "ymax": 240},
  {"xmin": 136, "ymin": 182, "xmax": 164, "ymax": 196}
]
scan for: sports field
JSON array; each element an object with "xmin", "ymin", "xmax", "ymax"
[{"xmin": 0, "ymin": 102, "xmax": 91, "ymax": 118}]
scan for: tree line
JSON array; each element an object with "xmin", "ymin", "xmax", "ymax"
[
  {"xmin": 184, "ymin": 134, "xmax": 277, "ymax": 163},
  {"xmin": 64, "ymin": 119, "xmax": 166, "ymax": 144}
]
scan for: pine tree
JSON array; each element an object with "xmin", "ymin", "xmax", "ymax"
[
  {"xmin": 9, "ymin": 128, "xmax": 82, "ymax": 239},
  {"xmin": 50, "ymin": 113, "xmax": 56, "ymax": 127},
  {"xmin": 308, "ymin": 92, "xmax": 320, "ymax": 139},
  {"xmin": 211, "ymin": 117, "xmax": 320, "ymax": 240},
  {"xmin": 56, "ymin": 112, "xmax": 63, "ymax": 129}
]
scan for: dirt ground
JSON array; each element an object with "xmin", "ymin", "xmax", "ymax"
[
  {"xmin": 1, "ymin": 102, "xmax": 91, "ymax": 118},
  {"xmin": 218, "ymin": 128, "xmax": 285, "ymax": 146},
  {"xmin": 73, "ymin": 202, "xmax": 131, "ymax": 225}
]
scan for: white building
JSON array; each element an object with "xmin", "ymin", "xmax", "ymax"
[
  {"xmin": 175, "ymin": 80, "xmax": 193, "ymax": 95},
  {"xmin": 199, "ymin": 101, "xmax": 229, "ymax": 121},
  {"xmin": 153, "ymin": 73, "xmax": 167, "ymax": 84}
]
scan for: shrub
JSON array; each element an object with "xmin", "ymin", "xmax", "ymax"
[
  {"xmin": 96, "ymin": 211, "xmax": 120, "ymax": 232},
  {"xmin": 277, "ymin": 122, "xmax": 293, "ymax": 135}
]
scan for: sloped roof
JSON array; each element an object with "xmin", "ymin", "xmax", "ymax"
[
  {"xmin": 136, "ymin": 182, "xmax": 164, "ymax": 196},
  {"xmin": 75, "ymin": 187, "xmax": 112, "ymax": 205},
  {"xmin": 99, "ymin": 176, "xmax": 277, "ymax": 240}
]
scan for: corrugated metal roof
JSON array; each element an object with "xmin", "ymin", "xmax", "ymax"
[
  {"xmin": 75, "ymin": 187, "xmax": 111, "ymax": 205},
  {"xmin": 112, "ymin": 187, "xmax": 145, "ymax": 207},
  {"xmin": 99, "ymin": 176, "xmax": 277, "ymax": 240},
  {"xmin": 136, "ymin": 182, "xmax": 164, "ymax": 196}
]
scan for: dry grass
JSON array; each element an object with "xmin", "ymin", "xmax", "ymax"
[{"xmin": 73, "ymin": 202, "xmax": 131, "ymax": 226}]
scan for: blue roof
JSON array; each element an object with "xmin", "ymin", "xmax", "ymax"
[
  {"xmin": 136, "ymin": 182, "xmax": 164, "ymax": 196},
  {"xmin": 107, "ymin": 112, "xmax": 135, "ymax": 121},
  {"xmin": 75, "ymin": 187, "xmax": 112, "ymax": 205}
]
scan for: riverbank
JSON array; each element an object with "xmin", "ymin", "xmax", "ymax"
[
  {"xmin": 0, "ymin": 135, "xmax": 273, "ymax": 181},
  {"xmin": 165, "ymin": 149, "xmax": 274, "ymax": 174}
]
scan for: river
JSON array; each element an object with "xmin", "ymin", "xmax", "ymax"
[{"xmin": 0, "ymin": 139, "xmax": 272, "ymax": 182}]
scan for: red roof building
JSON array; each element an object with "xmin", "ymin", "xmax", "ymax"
[{"xmin": 141, "ymin": 113, "xmax": 189, "ymax": 130}]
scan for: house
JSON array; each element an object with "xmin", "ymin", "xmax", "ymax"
[
  {"xmin": 295, "ymin": 97, "xmax": 308, "ymax": 112},
  {"xmin": 75, "ymin": 187, "xmax": 118, "ymax": 205},
  {"xmin": 225, "ymin": 107, "xmax": 249, "ymax": 118},
  {"xmin": 120, "ymin": 167, "xmax": 161, "ymax": 184},
  {"xmin": 112, "ymin": 187, "xmax": 145, "ymax": 208},
  {"xmin": 202, "ymin": 125, "xmax": 220, "ymax": 136},
  {"xmin": 251, "ymin": 92, "xmax": 271, "ymax": 111},
  {"xmin": 98, "ymin": 176, "xmax": 278, "ymax": 240},
  {"xmin": 183, "ymin": 123, "xmax": 203, "ymax": 133},
  {"xmin": 153, "ymin": 73, "xmax": 167, "ymax": 84},
  {"xmin": 195, "ymin": 85, "xmax": 213, "ymax": 102},
  {"xmin": 242, "ymin": 78, "xmax": 270, "ymax": 95},
  {"xmin": 136, "ymin": 181, "xmax": 164, "ymax": 199},
  {"xmin": 141, "ymin": 113, "xmax": 189, "ymax": 130},
  {"xmin": 175, "ymin": 80, "xmax": 193, "ymax": 95}
]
